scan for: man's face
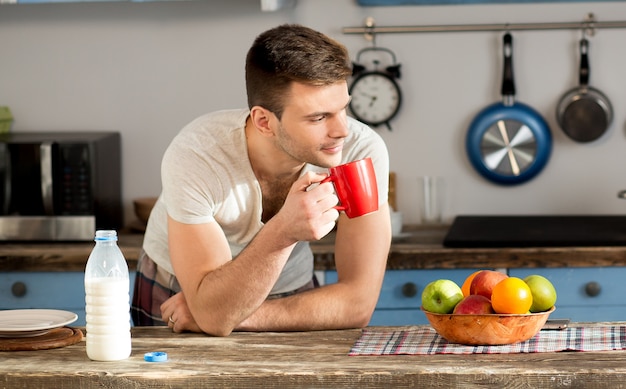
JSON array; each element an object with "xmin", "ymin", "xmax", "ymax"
[{"xmin": 272, "ymin": 81, "xmax": 350, "ymax": 168}]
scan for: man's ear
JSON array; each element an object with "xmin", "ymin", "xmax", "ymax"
[{"xmin": 249, "ymin": 106, "xmax": 275, "ymax": 136}]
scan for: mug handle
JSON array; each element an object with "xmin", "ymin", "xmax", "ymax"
[{"xmin": 320, "ymin": 175, "xmax": 346, "ymax": 212}]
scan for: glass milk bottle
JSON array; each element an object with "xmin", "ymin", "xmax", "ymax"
[{"xmin": 84, "ymin": 230, "xmax": 131, "ymax": 361}]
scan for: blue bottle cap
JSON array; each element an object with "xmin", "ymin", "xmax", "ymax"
[{"xmin": 144, "ymin": 351, "xmax": 168, "ymax": 362}]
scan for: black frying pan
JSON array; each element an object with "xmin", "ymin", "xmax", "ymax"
[
  {"xmin": 466, "ymin": 33, "xmax": 552, "ymax": 185},
  {"xmin": 556, "ymin": 38, "xmax": 613, "ymax": 143}
]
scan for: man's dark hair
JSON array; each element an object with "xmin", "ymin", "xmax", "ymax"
[{"xmin": 245, "ymin": 24, "xmax": 352, "ymax": 119}]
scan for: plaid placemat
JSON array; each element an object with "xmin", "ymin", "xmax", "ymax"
[{"xmin": 349, "ymin": 326, "xmax": 626, "ymax": 355}]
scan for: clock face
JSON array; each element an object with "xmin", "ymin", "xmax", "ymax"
[{"xmin": 349, "ymin": 72, "xmax": 401, "ymax": 126}]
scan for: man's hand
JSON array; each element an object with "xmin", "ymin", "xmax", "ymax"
[
  {"xmin": 271, "ymin": 171, "xmax": 340, "ymax": 244},
  {"xmin": 160, "ymin": 292, "xmax": 202, "ymax": 333}
]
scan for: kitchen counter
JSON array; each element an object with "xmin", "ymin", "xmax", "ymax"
[
  {"xmin": 316, "ymin": 225, "xmax": 626, "ymax": 270},
  {"xmin": 3, "ymin": 225, "xmax": 626, "ymax": 272},
  {"xmin": 2, "ymin": 323, "xmax": 626, "ymax": 388},
  {"xmin": 0, "ymin": 233, "xmax": 144, "ymax": 272}
]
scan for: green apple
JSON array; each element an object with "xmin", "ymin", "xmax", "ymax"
[
  {"xmin": 421, "ymin": 279, "xmax": 464, "ymax": 314},
  {"xmin": 524, "ymin": 275, "xmax": 557, "ymax": 312}
]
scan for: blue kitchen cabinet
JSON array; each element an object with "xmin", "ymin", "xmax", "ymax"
[
  {"xmin": 0, "ymin": 271, "xmax": 136, "ymax": 326},
  {"xmin": 325, "ymin": 269, "xmax": 478, "ymax": 326},
  {"xmin": 509, "ymin": 267, "xmax": 626, "ymax": 322}
]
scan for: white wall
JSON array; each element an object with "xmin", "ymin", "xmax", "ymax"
[{"xmin": 1, "ymin": 0, "xmax": 626, "ymax": 225}]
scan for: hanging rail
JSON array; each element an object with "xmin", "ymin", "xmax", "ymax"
[{"xmin": 342, "ymin": 14, "xmax": 626, "ymax": 37}]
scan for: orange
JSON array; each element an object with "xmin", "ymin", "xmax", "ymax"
[
  {"xmin": 461, "ymin": 270, "xmax": 481, "ymax": 297},
  {"xmin": 491, "ymin": 277, "xmax": 533, "ymax": 314}
]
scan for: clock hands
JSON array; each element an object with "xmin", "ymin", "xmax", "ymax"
[{"xmin": 357, "ymin": 91, "xmax": 378, "ymax": 107}]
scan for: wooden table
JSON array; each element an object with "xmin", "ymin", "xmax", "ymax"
[{"xmin": 2, "ymin": 324, "xmax": 626, "ymax": 388}]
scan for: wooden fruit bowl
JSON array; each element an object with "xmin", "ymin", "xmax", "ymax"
[{"xmin": 421, "ymin": 306, "xmax": 555, "ymax": 346}]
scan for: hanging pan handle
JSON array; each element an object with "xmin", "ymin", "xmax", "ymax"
[
  {"xmin": 579, "ymin": 38, "xmax": 590, "ymax": 87},
  {"xmin": 501, "ymin": 32, "xmax": 515, "ymax": 105}
]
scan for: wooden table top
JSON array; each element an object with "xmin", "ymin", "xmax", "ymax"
[
  {"xmin": 3, "ymin": 225, "xmax": 626, "ymax": 272},
  {"xmin": 2, "ymin": 324, "xmax": 626, "ymax": 388}
]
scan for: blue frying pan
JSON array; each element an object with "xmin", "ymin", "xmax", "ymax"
[{"xmin": 466, "ymin": 33, "xmax": 552, "ymax": 185}]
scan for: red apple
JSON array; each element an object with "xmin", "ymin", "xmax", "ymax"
[
  {"xmin": 470, "ymin": 270, "xmax": 508, "ymax": 300},
  {"xmin": 453, "ymin": 294, "xmax": 495, "ymax": 314}
]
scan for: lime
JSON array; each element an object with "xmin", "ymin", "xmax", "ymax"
[{"xmin": 524, "ymin": 275, "xmax": 557, "ymax": 312}]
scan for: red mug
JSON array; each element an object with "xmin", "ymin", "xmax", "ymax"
[{"xmin": 322, "ymin": 157, "xmax": 379, "ymax": 218}]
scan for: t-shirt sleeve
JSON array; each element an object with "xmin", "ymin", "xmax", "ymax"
[{"xmin": 160, "ymin": 133, "xmax": 218, "ymax": 225}]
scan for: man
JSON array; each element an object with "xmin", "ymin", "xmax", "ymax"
[{"xmin": 131, "ymin": 24, "xmax": 391, "ymax": 336}]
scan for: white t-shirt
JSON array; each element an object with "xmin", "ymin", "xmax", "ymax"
[{"xmin": 143, "ymin": 109, "xmax": 389, "ymax": 295}]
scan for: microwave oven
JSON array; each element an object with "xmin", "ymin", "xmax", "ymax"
[{"xmin": 0, "ymin": 131, "xmax": 122, "ymax": 241}]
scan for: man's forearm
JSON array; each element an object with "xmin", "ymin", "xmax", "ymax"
[
  {"xmin": 235, "ymin": 281, "xmax": 379, "ymax": 332},
  {"xmin": 186, "ymin": 223, "xmax": 298, "ymax": 335}
]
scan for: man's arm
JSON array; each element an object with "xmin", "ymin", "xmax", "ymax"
[
  {"xmin": 235, "ymin": 202, "xmax": 391, "ymax": 331},
  {"xmin": 162, "ymin": 171, "xmax": 340, "ymax": 336}
]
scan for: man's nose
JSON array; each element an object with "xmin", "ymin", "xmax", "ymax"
[{"xmin": 328, "ymin": 114, "xmax": 349, "ymax": 138}]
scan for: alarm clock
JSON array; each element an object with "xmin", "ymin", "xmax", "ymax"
[{"xmin": 349, "ymin": 47, "xmax": 402, "ymax": 131}]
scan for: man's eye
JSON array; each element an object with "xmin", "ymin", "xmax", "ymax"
[{"xmin": 311, "ymin": 115, "xmax": 326, "ymax": 122}]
